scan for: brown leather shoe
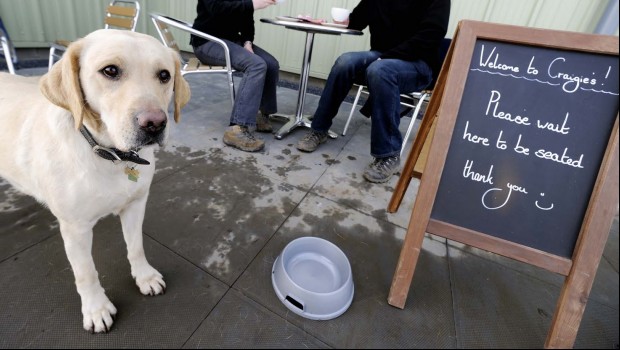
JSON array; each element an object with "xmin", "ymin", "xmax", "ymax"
[
  {"xmin": 223, "ymin": 125, "xmax": 264, "ymax": 152},
  {"xmin": 296, "ymin": 130, "xmax": 328, "ymax": 152}
]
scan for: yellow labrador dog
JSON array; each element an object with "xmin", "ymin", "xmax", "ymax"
[{"xmin": 0, "ymin": 29, "xmax": 190, "ymax": 333}]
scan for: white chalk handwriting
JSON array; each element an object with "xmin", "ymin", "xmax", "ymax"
[
  {"xmin": 474, "ymin": 44, "xmax": 618, "ymax": 95},
  {"xmin": 479, "ymin": 181, "xmax": 554, "ymax": 211}
]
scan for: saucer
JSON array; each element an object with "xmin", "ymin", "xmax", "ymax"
[
  {"xmin": 276, "ymin": 16, "xmax": 302, "ymax": 22},
  {"xmin": 322, "ymin": 22, "xmax": 347, "ymax": 29}
]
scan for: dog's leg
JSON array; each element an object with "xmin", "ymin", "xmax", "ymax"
[
  {"xmin": 59, "ymin": 220, "xmax": 117, "ymax": 333},
  {"xmin": 120, "ymin": 195, "xmax": 166, "ymax": 296}
]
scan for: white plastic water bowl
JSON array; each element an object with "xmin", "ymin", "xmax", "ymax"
[{"xmin": 272, "ymin": 237, "xmax": 354, "ymax": 320}]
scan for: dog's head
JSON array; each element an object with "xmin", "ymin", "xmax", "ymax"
[{"xmin": 40, "ymin": 29, "xmax": 191, "ymax": 151}]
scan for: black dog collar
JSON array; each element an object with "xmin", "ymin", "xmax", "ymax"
[{"xmin": 79, "ymin": 126, "xmax": 150, "ymax": 165}]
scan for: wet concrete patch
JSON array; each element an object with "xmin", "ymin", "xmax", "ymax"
[
  {"xmin": 144, "ymin": 148, "xmax": 306, "ymax": 285},
  {"xmin": 312, "ymin": 150, "xmax": 419, "ymax": 229},
  {"xmin": 234, "ymin": 193, "xmax": 456, "ymax": 348},
  {"xmin": 0, "ymin": 215, "xmax": 228, "ymax": 348}
]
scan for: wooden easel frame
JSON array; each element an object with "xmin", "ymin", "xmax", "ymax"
[{"xmin": 388, "ymin": 20, "xmax": 619, "ymax": 349}]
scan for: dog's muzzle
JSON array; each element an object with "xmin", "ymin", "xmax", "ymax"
[
  {"xmin": 137, "ymin": 110, "xmax": 168, "ymax": 146},
  {"xmin": 139, "ymin": 110, "xmax": 167, "ymax": 136}
]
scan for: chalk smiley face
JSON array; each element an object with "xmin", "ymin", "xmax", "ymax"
[{"xmin": 535, "ymin": 193, "xmax": 554, "ymax": 210}]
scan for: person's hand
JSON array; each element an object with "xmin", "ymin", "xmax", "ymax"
[
  {"xmin": 252, "ymin": 0, "xmax": 275, "ymax": 10},
  {"xmin": 244, "ymin": 41, "xmax": 254, "ymax": 54}
]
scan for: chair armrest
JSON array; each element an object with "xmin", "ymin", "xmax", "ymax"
[{"xmin": 150, "ymin": 13, "xmax": 232, "ymax": 62}]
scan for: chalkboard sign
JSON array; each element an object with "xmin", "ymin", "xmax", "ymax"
[
  {"xmin": 430, "ymin": 39, "xmax": 619, "ymax": 258},
  {"xmin": 388, "ymin": 21, "xmax": 619, "ymax": 348}
]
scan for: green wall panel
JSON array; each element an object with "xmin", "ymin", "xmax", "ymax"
[{"xmin": 1, "ymin": 0, "xmax": 616, "ymax": 78}]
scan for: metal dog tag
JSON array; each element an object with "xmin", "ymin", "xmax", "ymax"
[{"xmin": 124, "ymin": 166, "xmax": 140, "ymax": 182}]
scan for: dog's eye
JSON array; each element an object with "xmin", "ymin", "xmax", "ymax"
[
  {"xmin": 158, "ymin": 70, "xmax": 171, "ymax": 84},
  {"xmin": 101, "ymin": 65, "xmax": 121, "ymax": 80}
]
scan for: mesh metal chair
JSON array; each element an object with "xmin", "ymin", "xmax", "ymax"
[
  {"xmin": 150, "ymin": 13, "xmax": 235, "ymax": 108},
  {"xmin": 48, "ymin": 0, "xmax": 140, "ymax": 70},
  {"xmin": 342, "ymin": 38, "xmax": 452, "ymax": 156}
]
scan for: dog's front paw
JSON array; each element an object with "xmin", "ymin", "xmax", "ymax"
[
  {"xmin": 82, "ymin": 296, "xmax": 117, "ymax": 333},
  {"xmin": 134, "ymin": 265, "xmax": 166, "ymax": 296}
]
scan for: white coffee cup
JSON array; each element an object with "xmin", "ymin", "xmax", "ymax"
[{"xmin": 331, "ymin": 7, "xmax": 350, "ymax": 22}]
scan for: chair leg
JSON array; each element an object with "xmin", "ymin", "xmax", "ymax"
[
  {"xmin": 227, "ymin": 71, "xmax": 235, "ymax": 109},
  {"xmin": 400, "ymin": 92, "xmax": 429, "ymax": 157},
  {"xmin": 1, "ymin": 37, "xmax": 15, "ymax": 74},
  {"xmin": 48, "ymin": 46, "xmax": 56, "ymax": 71},
  {"xmin": 342, "ymin": 85, "xmax": 364, "ymax": 136}
]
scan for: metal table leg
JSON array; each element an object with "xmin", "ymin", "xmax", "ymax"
[{"xmin": 272, "ymin": 31, "xmax": 337, "ymax": 140}]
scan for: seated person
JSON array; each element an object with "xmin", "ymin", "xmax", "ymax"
[
  {"xmin": 191, "ymin": 0, "xmax": 280, "ymax": 152},
  {"xmin": 296, "ymin": 0, "xmax": 450, "ymax": 183}
]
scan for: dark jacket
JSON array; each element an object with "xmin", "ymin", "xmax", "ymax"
[
  {"xmin": 191, "ymin": 0, "xmax": 255, "ymax": 48},
  {"xmin": 348, "ymin": 0, "xmax": 450, "ymax": 78}
]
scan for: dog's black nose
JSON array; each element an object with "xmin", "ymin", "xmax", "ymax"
[{"xmin": 138, "ymin": 110, "xmax": 167, "ymax": 135}]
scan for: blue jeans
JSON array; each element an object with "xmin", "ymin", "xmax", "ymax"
[
  {"xmin": 311, "ymin": 51, "xmax": 432, "ymax": 158},
  {"xmin": 194, "ymin": 40, "xmax": 279, "ymax": 127}
]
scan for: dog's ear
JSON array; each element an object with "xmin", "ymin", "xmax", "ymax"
[
  {"xmin": 172, "ymin": 52, "xmax": 191, "ymax": 123},
  {"xmin": 39, "ymin": 40, "xmax": 100, "ymax": 130}
]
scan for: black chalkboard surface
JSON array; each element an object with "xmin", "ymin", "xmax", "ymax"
[{"xmin": 430, "ymin": 39, "xmax": 619, "ymax": 258}]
